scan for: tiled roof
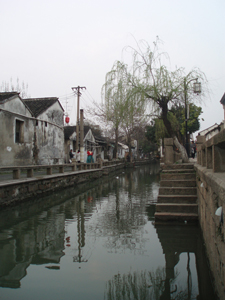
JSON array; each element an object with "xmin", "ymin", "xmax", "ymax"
[
  {"xmin": 64, "ymin": 126, "xmax": 76, "ymax": 140},
  {"xmin": 94, "ymin": 135, "xmax": 107, "ymax": 144},
  {"xmin": 64, "ymin": 125, "xmax": 92, "ymax": 140},
  {"xmin": 0, "ymin": 92, "xmax": 19, "ymax": 102},
  {"xmin": 84, "ymin": 125, "xmax": 91, "ymax": 137},
  {"xmin": 23, "ymin": 97, "xmax": 59, "ymax": 117},
  {"xmin": 220, "ymin": 93, "xmax": 225, "ymax": 105}
]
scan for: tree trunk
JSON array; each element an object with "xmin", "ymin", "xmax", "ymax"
[
  {"xmin": 173, "ymin": 136, "xmax": 189, "ymax": 163},
  {"xmin": 128, "ymin": 134, "xmax": 132, "ymax": 162},
  {"xmin": 161, "ymin": 98, "xmax": 189, "ymax": 163},
  {"xmin": 136, "ymin": 139, "xmax": 139, "ymax": 160},
  {"xmin": 113, "ymin": 126, "xmax": 118, "ymax": 159}
]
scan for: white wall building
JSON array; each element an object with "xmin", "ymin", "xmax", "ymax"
[{"xmin": 0, "ymin": 92, "xmax": 65, "ymax": 166}]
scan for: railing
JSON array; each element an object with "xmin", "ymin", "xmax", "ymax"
[
  {"xmin": 196, "ymin": 128, "xmax": 225, "ymax": 172},
  {"xmin": 0, "ymin": 160, "xmax": 122, "ymax": 181}
]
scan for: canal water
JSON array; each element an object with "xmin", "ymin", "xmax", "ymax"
[{"xmin": 0, "ymin": 163, "xmax": 217, "ymax": 300}]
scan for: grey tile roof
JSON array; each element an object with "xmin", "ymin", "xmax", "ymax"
[
  {"xmin": 0, "ymin": 92, "xmax": 19, "ymax": 102},
  {"xmin": 94, "ymin": 135, "xmax": 107, "ymax": 144},
  {"xmin": 64, "ymin": 126, "xmax": 76, "ymax": 140},
  {"xmin": 64, "ymin": 125, "xmax": 92, "ymax": 140},
  {"xmin": 23, "ymin": 97, "xmax": 60, "ymax": 117}
]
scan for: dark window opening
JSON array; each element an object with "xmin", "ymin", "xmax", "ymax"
[{"xmin": 15, "ymin": 119, "xmax": 24, "ymax": 143}]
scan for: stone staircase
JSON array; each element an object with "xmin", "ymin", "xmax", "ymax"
[{"xmin": 154, "ymin": 163, "xmax": 198, "ymax": 223}]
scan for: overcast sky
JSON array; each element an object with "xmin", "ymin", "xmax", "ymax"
[{"xmin": 1, "ymin": 0, "xmax": 224, "ymax": 136}]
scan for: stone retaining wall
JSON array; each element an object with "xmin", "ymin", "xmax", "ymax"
[
  {"xmin": 0, "ymin": 165, "xmax": 122, "ymax": 208},
  {"xmin": 0, "ymin": 160, "xmax": 152, "ymax": 208},
  {"xmin": 195, "ymin": 163, "xmax": 225, "ymax": 300}
]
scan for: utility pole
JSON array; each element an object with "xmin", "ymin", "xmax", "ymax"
[
  {"xmin": 80, "ymin": 109, "xmax": 85, "ymax": 163},
  {"xmin": 71, "ymin": 86, "xmax": 86, "ymax": 150}
]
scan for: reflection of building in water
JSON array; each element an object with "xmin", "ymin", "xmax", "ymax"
[
  {"xmin": 0, "ymin": 205, "xmax": 66, "ymax": 288},
  {"xmin": 155, "ymin": 224, "xmax": 217, "ymax": 300}
]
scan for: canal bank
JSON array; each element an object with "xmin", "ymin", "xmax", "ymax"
[
  {"xmin": 0, "ymin": 159, "xmax": 154, "ymax": 208},
  {"xmin": 159, "ymin": 134, "xmax": 225, "ymax": 300},
  {"xmin": 0, "ymin": 163, "xmax": 217, "ymax": 300},
  {"xmin": 195, "ymin": 163, "xmax": 225, "ymax": 300}
]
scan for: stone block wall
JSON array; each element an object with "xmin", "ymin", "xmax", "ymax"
[
  {"xmin": 195, "ymin": 164, "xmax": 225, "ymax": 300},
  {"xmin": 164, "ymin": 138, "xmax": 181, "ymax": 164},
  {"xmin": 0, "ymin": 169, "xmax": 103, "ymax": 207},
  {"xmin": 0, "ymin": 162, "xmax": 128, "ymax": 208}
]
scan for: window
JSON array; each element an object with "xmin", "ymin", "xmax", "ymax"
[
  {"xmin": 15, "ymin": 119, "xmax": 24, "ymax": 143},
  {"xmin": 36, "ymin": 120, "xmax": 38, "ymax": 126}
]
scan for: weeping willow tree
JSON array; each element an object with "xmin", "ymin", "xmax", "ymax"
[
  {"xmin": 102, "ymin": 61, "xmax": 146, "ymax": 159},
  {"xmin": 120, "ymin": 87, "xmax": 146, "ymax": 159},
  {"xmin": 101, "ymin": 38, "xmax": 207, "ymax": 162},
  {"xmin": 123, "ymin": 38, "xmax": 207, "ymax": 162},
  {"xmin": 101, "ymin": 61, "xmax": 127, "ymax": 157}
]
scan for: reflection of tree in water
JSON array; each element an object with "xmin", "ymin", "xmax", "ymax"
[
  {"xmin": 88, "ymin": 167, "xmax": 158, "ymax": 253},
  {"xmin": 104, "ymin": 268, "xmax": 193, "ymax": 300}
]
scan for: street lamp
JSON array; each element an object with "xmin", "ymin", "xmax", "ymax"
[
  {"xmin": 193, "ymin": 81, "xmax": 201, "ymax": 94},
  {"xmin": 184, "ymin": 78, "xmax": 201, "ymax": 157}
]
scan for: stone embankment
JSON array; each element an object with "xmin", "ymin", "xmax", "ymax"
[
  {"xmin": 0, "ymin": 159, "xmax": 153, "ymax": 208},
  {"xmin": 195, "ymin": 163, "xmax": 225, "ymax": 300},
  {"xmin": 196, "ymin": 129, "xmax": 225, "ymax": 300}
]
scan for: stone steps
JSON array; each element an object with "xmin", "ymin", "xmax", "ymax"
[
  {"xmin": 162, "ymin": 163, "xmax": 194, "ymax": 170},
  {"xmin": 158, "ymin": 195, "xmax": 197, "ymax": 204},
  {"xmin": 155, "ymin": 163, "xmax": 198, "ymax": 223},
  {"xmin": 160, "ymin": 180, "xmax": 196, "ymax": 187},
  {"xmin": 156, "ymin": 203, "xmax": 198, "ymax": 213},
  {"xmin": 154, "ymin": 212, "xmax": 198, "ymax": 222},
  {"xmin": 161, "ymin": 173, "xmax": 196, "ymax": 180},
  {"xmin": 159, "ymin": 187, "xmax": 197, "ymax": 195}
]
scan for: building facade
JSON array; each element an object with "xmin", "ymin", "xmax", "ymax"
[{"xmin": 0, "ymin": 92, "xmax": 65, "ymax": 166}]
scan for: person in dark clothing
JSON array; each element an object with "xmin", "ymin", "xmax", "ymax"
[
  {"xmin": 69, "ymin": 149, "xmax": 74, "ymax": 160},
  {"xmin": 191, "ymin": 141, "xmax": 196, "ymax": 159},
  {"xmin": 76, "ymin": 149, "xmax": 80, "ymax": 163}
]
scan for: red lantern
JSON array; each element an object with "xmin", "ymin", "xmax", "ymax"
[{"xmin": 65, "ymin": 116, "xmax": 70, "ymax": 124}]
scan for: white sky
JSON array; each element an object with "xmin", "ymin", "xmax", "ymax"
[{"xmin": 1, "ymin": 0, "xmax": 224, "ymax": 136}]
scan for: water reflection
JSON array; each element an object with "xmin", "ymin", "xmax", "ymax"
[
  {"xmin": 154, "ymin": 224, "xmax": 216, "ymax": 300},
  {"xmin": 103, "ymin": 224, "xmax": 217, "ymax": 300},
  {"xmin": 0, "ymin": 163, "xmax": 217, "ymax": 300}
]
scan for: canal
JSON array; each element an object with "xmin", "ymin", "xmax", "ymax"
[{"xmin": 0, "ymin": 163, "xmax": 217, "ymax": 300}]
